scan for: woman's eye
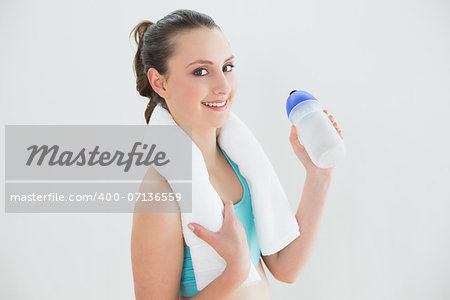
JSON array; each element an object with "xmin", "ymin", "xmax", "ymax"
[
  {"xmin": 193, "ymin": 68, "xmax": 208, "ymax": 76},
  {"xmin": 224, "ymin": 64, "xmax": 235, "ymax": 72},
  {"xmin": 192, "ymin": 64, "xmax": 235, "ymax": 76}
]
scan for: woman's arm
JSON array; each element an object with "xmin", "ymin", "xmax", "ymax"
[
  {"xmin": 262, "ymin": 112, "xmax": 341, "ymax": 283},
  {"xmin": 132, "ymin": 207, "xmax": 247, "ymax": 300},
  {"xmin": 131, "ymin": 194, "xmax": 184, "ymax": 299},
  {"xmin": 132, "ymin": 166, "xmax": 247, "ymax": 300},
  {"xmin": 262, "ymin": 173, "xmax": 332, "ymax": 283}
]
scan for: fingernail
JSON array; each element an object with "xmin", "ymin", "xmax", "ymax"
[{"xmin": 188, "ymin": 224, "xmax": 195, "ymax": 231}]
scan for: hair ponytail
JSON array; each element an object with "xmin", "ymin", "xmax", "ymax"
[
  {"xmin": 130, "ymin": 21, "xmax": 160, "ymax": 124},
  {"xmin": 129, "ymin": 10, "xmax": 221, "ymax": 123}
]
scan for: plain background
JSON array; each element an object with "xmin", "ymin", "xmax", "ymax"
[{"xmin": 1, "ymin": 0, "xmax": 449, "ymax": 299}]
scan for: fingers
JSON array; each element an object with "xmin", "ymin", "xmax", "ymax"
[
  {"xmin": 222, "ymin": 198, "xmax": 235, "ymax": 223},
  {"xmin": 220, "ymin": 197, "xmax": 228, "ymax": 221},
  {"xmin": 188, "ymin": 198, "xmax": 237, "ymax": 247},
  {"xmin": 289, "ymin": 125, "xmax": 297, "ymax": 141},
  {"xmin": 289, "ymin": 125, "xmax": 304, "ymax": 150},
  {"xmin": 324, "ymin": 109, "xmax": 344, "ymax": 139},
  {"xmin": 188, "ymin": 222, "xmax": 217, "ymax": 246}
]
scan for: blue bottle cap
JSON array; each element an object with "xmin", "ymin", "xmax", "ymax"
[{"xmin": 286, "ymin": 90, "xmax": 318, "ymax": 118}]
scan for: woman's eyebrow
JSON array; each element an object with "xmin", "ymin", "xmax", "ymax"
[{"xmin": 185, "ymin": 55, "xmax": 234, "ymax": 69}]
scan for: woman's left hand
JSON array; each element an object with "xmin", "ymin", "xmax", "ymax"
[{"xmin": 289, "ymin": 109, "xmax": 343, "ymax": 177}]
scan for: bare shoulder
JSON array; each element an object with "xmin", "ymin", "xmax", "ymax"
[
  {"xmin": 133, "ymin": 165, "xmax": 179, "ymax": 213},
  {"xmin": 131, "ymin": 165, "xmax": 184, "ymax": 299}
]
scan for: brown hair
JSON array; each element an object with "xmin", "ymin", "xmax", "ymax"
[{"xmin": 129, "ymin": 9, "xmax": 221, "ymax": 124}]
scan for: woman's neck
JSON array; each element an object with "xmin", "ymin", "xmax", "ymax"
[{"xmin": 192, "ymin": 127, "xmax": 221, "ymax": 175}]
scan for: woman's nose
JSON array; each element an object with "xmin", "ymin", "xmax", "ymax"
[{"xmin": 212, "ymin": 73, "xmax": 231, "ymax": 96}]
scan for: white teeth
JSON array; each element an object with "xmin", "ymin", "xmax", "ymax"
[{"xmin": 202, "ymin": 100, "xmax": 227, "ymax": 107}]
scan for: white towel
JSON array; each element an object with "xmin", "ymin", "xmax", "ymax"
[{"xmin": 148, "ymin": 103, "xmax": 300, "ymax": 291}]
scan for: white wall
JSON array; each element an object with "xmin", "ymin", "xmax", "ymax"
[{"xmin": 1, "ymin": 0, "xmax": 449, "ymax": 299}]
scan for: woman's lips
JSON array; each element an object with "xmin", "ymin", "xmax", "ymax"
[{"xmin": 201, "ymin": 99, "xmax": 228, "ymax": 111}]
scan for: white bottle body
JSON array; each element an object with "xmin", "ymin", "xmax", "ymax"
[{"xmin": 288, "ymin": 100, "xmax": 346, "ymax": 168}]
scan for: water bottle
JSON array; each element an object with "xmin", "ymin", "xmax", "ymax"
[{"xmin": 286, "ymin": 90, "xmax": 346, "ymax": 168}]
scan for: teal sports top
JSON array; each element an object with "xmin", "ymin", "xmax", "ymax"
[{"xmin": 179, "ymin": 146, "xmax": 261, "ymax": 297}]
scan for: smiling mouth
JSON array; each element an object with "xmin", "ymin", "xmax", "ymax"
[
  {"xmin": 202, "ymin": 99, "xmax": 229, "ymax": 111},
  {"xmin": 201, "ymin": 99, "xmax": 228, "ymax": 108}
]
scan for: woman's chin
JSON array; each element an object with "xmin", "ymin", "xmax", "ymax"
[{"xmin": 213, "ymin": 111, "xmax": 230, "ymax": 128}]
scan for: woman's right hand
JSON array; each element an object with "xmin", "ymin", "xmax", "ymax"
[{"xmin": 188, "ymin": 198, "xmax": 250, "ymax": 281}]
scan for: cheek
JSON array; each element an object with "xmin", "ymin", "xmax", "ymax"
[
  {"xmin": 171, "ymin": 77, "xmax": 208, "ymax": 113},
  {"xmin": 230, "ymin": 75, "xmax": 238, "ymax": 93},
  {"xmin": 174, "ymin": 76, "xmax": 206, "ymax": 98}
]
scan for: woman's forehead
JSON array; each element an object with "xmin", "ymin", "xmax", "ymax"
[{"xmin": 170, "ymin": 28, "xmax": 232, "ymax": 64}]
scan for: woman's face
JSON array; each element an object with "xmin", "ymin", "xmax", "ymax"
[{"xmin": 158, "ymin": 27, "xmax": 237, "ymax": 130}]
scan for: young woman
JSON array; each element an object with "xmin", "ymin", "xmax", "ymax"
[{"xmin": 130, "ymin": 9, "xmax": 343, "ymax": 300}]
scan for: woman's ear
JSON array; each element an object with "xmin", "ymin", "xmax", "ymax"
[{"xmin": 147, "ymin": 67, "xmax": 169, "ymax": 98}]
